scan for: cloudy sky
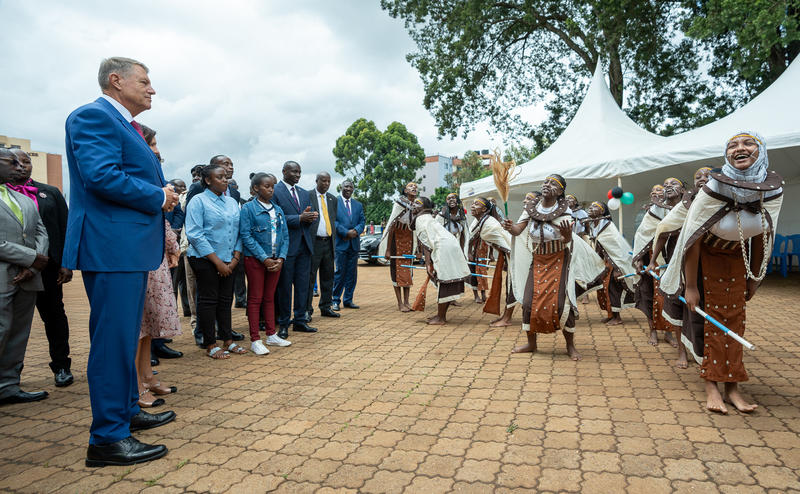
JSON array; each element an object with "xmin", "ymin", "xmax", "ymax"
[{"xmin": 0, "ymin": 0, "xmax": 520, "ymax": 191}]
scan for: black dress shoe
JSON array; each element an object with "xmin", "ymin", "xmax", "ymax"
[
  {"xmin": 152, "ymin": 344, "xmax": 183, "ymax": 359},
  {"xmin": 0, "ymin": 390, "xmax": 48, "ymax": 406},
  {"xmin": 278, "ymin": 326, "xmax": 289, "ymax": 339},
  {"xmin": 331, "ymin": 303, "xmax": 340, "ymax": 311},
  {"xmin": 293, "ymin": 322, "xmax": 318, "ymax": 333},
  {"xmin": 86, "ymin": 436, "xmax": 167, "ymax": 467},
  {"xmin": 54, "ymin": 369, "xmax": 74, "ymax": 388},
  {"xmin": 130, "ymin": 410, "xmax": 176, "ymax": 432},
  {"xmin": 343, "ymin": 302, "xmax": 360, "ymax": 309},
  {"xmin": 234, "ymin": 302, "xmax": 247, "ymax": 308},
  {"xmin": 151, "ymin": 357, "xmax": 160, "ymax": 367},
  {"xmin": 231, "ymin": 330, "xmax": 245, "ymax": 341},
  {"xmin": 163, "ymin": 339, "xmax": 173, "ymax": 344},
  {"xmin": 320, "ymin": 308, "xmax": 341, "ymax": 318}
]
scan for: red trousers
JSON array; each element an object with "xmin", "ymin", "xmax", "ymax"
[{"xmin": 244, "ymin": 256, "xmax": 281, "ymax": 341}]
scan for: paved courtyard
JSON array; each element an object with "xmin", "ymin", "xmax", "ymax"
[{"xmin": 1, "ymin": 264, "xmax": 799, "ymax": 493}]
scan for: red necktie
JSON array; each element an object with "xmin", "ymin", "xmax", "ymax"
[{"xmin": 130, "ymin": 120, "xmax": 145, "ymax": 139}]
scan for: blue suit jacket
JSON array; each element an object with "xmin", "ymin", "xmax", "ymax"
[
  {"xmin": 63, "ymin": 97, "xmax": 166, "ymax": 271},
  {"xmin": 272, "ymin": 181, "xmax": 314, "ymax": 256},
  {"xmin": 335, "ymin": 196, "xmax": 366, "ymax": 252}
]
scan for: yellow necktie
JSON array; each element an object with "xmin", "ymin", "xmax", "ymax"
[
  {"xmin": 320, "ymin": 194, "xmax": 332, "ymax": 236},
  {"xmin": 0, "ymin": 185, "xmax": 23, "ymax": 225}
]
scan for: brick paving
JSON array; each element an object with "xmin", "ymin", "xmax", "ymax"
[{"xmin": 1, "ymin": 265, "xmax": 799, "ymax": 493}]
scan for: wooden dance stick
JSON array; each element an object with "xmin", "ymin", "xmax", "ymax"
[
  {"xmin": 400, "ymin": 265, "xmax": 491, "ymax": 278},
  {"xmin": 646, "ymin": 270, "xmax": 755, "ymax": 351},
  {"xmin": 617, "ymin": 264, "xmax": 668, "ymax": 280}
]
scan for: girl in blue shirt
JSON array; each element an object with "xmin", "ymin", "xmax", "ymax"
[
  {"xmin": 239, "ymin": 173, "xmax": 290, "ymax": 355},
  {"xmin": 185, "ymin": 164, "xmax": 245, "ymax": 359}
]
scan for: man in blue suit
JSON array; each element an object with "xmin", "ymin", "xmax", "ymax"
[
  {"xmin": 332, "ymin": 180, "xmax": 366, "ymax": 310},
  {"xmin": 272, "ymin": 161, "xmax": 318, "ymax": 338},
  {"xmin": 63, "ymin": 57, "xmax": 178, "ymax": 467}
]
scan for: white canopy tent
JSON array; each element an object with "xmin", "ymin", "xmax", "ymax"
[{"xmin": 460, "ymin": 59, "xmax": 800, "ymax": 239}]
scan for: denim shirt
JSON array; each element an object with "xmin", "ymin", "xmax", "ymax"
[
  {"xmin": 185, "ymin": 188, "xmax": 242, "ymax": 262},
  {"xmin": 239, "ymin": 199, "xmax": 289, "ymax": 261}
]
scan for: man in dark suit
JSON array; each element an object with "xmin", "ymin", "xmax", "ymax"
[
  {"xmin": 184, "ymin": 155, "xmax": 245, "ymax": 342},
  {"xmin": 0, "ymin": 149, "xmax": 50, "ymax": 406},
  {"xmin": 8, "ymin": 149, "xmax": 74, "ymax": 387},
  {"xmin": 272, "ymin": 161, "xmax": 318, "ymax": 338},
  {"xmin": 307, "ymin": 172, "xmax": 339, "ymax": 319},
  {"xmin": 64, "ymin": 57, "xmax": 177, "ymax": 466},
  {"xmin": 332, "ymin": 180, "xmax": 366, "ymax": 310}
]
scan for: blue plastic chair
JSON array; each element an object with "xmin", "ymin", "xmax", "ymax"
[
  {"xmin": 787, "ymin": 234, "xmax": 800, "ymax": 274},
  {"xmin": 767, "ymin": 234, "xmax": 788, "ymax": 277}
]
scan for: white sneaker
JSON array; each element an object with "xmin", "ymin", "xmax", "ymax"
[
  {"xmin": 266, "ymin": 334, "xmax": 291, "ymax": 347},
  {"xmin": 251, "ymin": 340, "xmax": 270, "ymax": 355}
]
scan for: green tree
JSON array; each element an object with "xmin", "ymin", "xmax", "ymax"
[
  {"xmin": 431, "ymin": 186, "xmax": 454, "ymax": 208},
  {"xmin": 683, "ymin": 0, "xmax": 800, "ymax": 104},
  {"xmin": 503, "ymin": 144, "xmax": 538, "ymax": 165},
  {"xmin": 333, "ymin": 118, "xmax": 426, "ymax": 224},
  {"xmin": 445, "ymin": 150, "xmax": 492, "ymax": 190},
  {"xmin": 381, "ymin": 0, "xmax": 721, "ymax": 147}
]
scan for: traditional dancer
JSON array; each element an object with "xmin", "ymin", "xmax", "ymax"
[
  {"xmin": 586, "ymin": 201, "xmax": 636, "ymax": 326},
  {"xmin": 567, "ymin": 194, "xmax": 589, "ymax": 236},
  {"xmin": 660, "ymin": 131, "xmax": 783, "ymax": 413},
  {"xmin": 524, "ymin": 191, "xmax": 542, "ymax": 208},
  {"xmin": 436, "ymin": 193, "xmax": 470, "ymax": 253},
  {"xmin": 378, "ymin": 182, "xmax": 418, "ymax": 312},
  {"xmin": 503, "ymin": 175, "xmax": 605, "ymax": 360},
  {"xmin": 411, "ymin": 197, "xmax": 471, "ymax": 325},
  {"xmin": 633, "ymin": 177, "xmax": 685, "ymax": 346},
  {"xmin": 649, "ymin": 166, "xmax": 711, "ymax": 368},
  {"xmin": 469, "ymin": 197, "xmax": 516, "ymax": 327}
]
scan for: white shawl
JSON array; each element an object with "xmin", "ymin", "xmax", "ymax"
[
  {"xmin": 477, "ymin": 215, "xmax": 512, "ymax": 253},
  {"xmin": 415, "ymin": 214, "xmax": 471, "ymax": 283},
  {"xmin": 378, "ymin": 199, "xmax": 418, "ymax": 257},
  {"xmin": 632, "ymin": 205, "xmax": 665, "ymax": 262},
  {"xmin": 594, "ymin": 221, "xmax": 637, "ymax": 292},
  {"xmin": 436, "ymin": 211, "xmax": 471, "ymax": 257},
  {"xmin": 660, "ymin": 188, "xmax": 783, "ymax": 297}
]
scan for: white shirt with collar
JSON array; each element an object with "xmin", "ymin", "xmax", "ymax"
[{"xmin": 316, "ymin": 189, "xmax": 330, "ymax": 238}]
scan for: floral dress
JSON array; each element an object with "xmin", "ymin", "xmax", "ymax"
[{"xmin": 140, "ymin": 220, "xmax": 182, "ymax": 339}]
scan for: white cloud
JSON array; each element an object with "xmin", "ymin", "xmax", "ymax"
[{"xmin": 0, "ymin": 0, "xmax": 522, "ymax": 193}]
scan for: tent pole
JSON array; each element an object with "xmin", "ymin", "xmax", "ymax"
[{"xmin": 617, "ymin": 176, "xmax": 624, "ymax": 236}]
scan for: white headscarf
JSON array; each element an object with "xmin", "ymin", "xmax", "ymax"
[{"xmin": 718, "ymin": 131, "xmax": 768, "ymax": 203}]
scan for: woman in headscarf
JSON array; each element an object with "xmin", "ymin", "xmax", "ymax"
[
  {"xmin": 503, "ymin": 175, "xmax": 605, "ymax": 360},
  {"xmin": 411, "ymin": 197, "xmax": 471, "ymax": 325},
  {"xmin": 378, "ymin": 182, "xmax": 418, "ymax": 312},
  {"xmin": 661, "ymin": 132, "xmax": 782, "ymax": 413},
  {"xmin": 469, "ymin": 197, "xmax": 516, "ymax": 327},
  {"xmin": 632, "ymin": 177, "xmax": 685, "ymax": 347},
  {"xmin": 586, "ymin": 201, "xmax": 636, "ymax": 326},
  {"xmin": 437, "ymin": 192, "xmax": 470, "ymax": 254},
  {"xmin": 650, "ymin": 167, "xmax": 712, "ymax": 368}
]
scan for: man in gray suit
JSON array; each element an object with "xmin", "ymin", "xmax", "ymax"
[{"xmin": 0, "ymin": 148, "xmax": 50, "ymax": 405}]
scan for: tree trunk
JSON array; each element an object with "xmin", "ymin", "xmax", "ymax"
[
  {"xmin": 608, "ymin": 47, "xmax": 624, "ymax": 108},
  {"xmin": 767, "ymin": 27, "xmax": 786, "ymax": 84}
]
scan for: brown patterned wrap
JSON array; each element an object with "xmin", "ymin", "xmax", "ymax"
[
  {"xmin": 521, "ymin": 243, "xmax": 575, "ymax": 334},
  {"xmin": 389, "ymin": 226, "xmax": 413, "ymax": 287}
]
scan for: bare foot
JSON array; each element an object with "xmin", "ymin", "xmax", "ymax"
[
  {"xmin": 426, "ymin": 316, "xmax": 446, "ymax": 325},
  {"xmin": 580, "ymin": 295, "xmax": 590, "ymax": 304},
  {"xmin": 512, "ymin": 343, "xmax": 536, "ymax": 353},
  {"xmin": 600, "ymin": 316, "xmax": 613, "ymax": 323},
  {"xmin": 403, "ymin": 303, "xmax": 414, "ymax": 312},
  {"xmin": 489, "ymin": 319, "xmax": 513, "ymax": 327},
  {"xmin": 724, "ymin": 383, "xmax": 758, "ymax": 413},
  {"xmin": 674, "ymin": 355, "xmax": 688, "ymax": 369},
  {"xmin": 705, "ymin": 381, "xmax": 728, "ymax": 414},
  {"xmin": 606, "ymin": 316, "xmax": 623, "ymax": 326},
  {"xmin": 665, "ymin": 331, "xmax": 679, "ymax": 348},
  {"xmin": 451, "ymin": 300, "xmax": 462, "ymax": 307},
  {"xmin": 566, "ymin": 344, "xmax": 582, "ymax": 361},
  {"xmin": 648, "ymin": 330, "xmax": 659, "ymax": 346},
  {"xmin": 474, "ymin": 297, "xmax": 482, "ymax": 303}
]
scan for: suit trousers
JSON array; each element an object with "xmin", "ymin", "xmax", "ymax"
[
  {"xmin": 172, "ymin": 253, "xmax": 191, "ymax": 316},
  {"xmin": 35, "ymin": 261, "xmax": 71, "ymax": 372},
  {"xmin": 277, "ymin": 242, "xmax": 311, "ymax": 327},
  {"xmin": 0, "ymin": 287, "xmax": 37, "ymax": 399},
  {"xmin": 189, "ymin": 257, "xmax": 235, "ymax": 347},
  {"xmin": 333, "ymin": 247, "xmax": 359, "ymax": 305},
  {"xmin": 308, "ymin": 236, "xmax": 334, "ymax": 312},
  {"xmin": 82, "ymin": 271, "xmax": 148, "ymax": 445},
  {"xmin": 233, "ymin": 261, "xmax": 247, "ymax": 306}
]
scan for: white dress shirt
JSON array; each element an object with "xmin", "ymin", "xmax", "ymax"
[{"xmin": 316, "ymin": 191, "xmax": 330, "ymax": 237}]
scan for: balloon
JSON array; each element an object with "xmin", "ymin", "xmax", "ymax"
[
  {"xmin": 608, "ymin": 197, "xmax": 621, "ymax": 210},
  {"xmin": 621, "ymin": 191, "xmax": 635, "ymax": 205},
  {"xmin": 611, "ymin": 186, "xmax": 624, "ymax": 199},
  {"xmin": 607, "ymin": 189, "xmax": 614, "ymax": 199}
]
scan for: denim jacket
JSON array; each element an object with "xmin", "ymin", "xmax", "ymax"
[{"xmin": 239, "ymin": 199, "xmax": 289, "ymax": 261}]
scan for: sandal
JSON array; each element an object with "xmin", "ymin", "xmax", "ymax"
[
  {"xmin": 227, "ymin": 343, "xmax": 247, "ymax": 355},
  {"xmin": 207, "ymin": 347, "xmax": 230, "ymax": 359},
  {"xmin": 138, "ymin": 389, "xmax": 165, "ymax": 408},
  {"xmin": 145, "ymin": 376, "xmax": 177, "ymax": 395}
]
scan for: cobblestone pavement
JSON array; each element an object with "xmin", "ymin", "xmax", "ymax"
[{"xmin": 1, "ymin": 265, "xmax": 799, "ymax": 493}]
